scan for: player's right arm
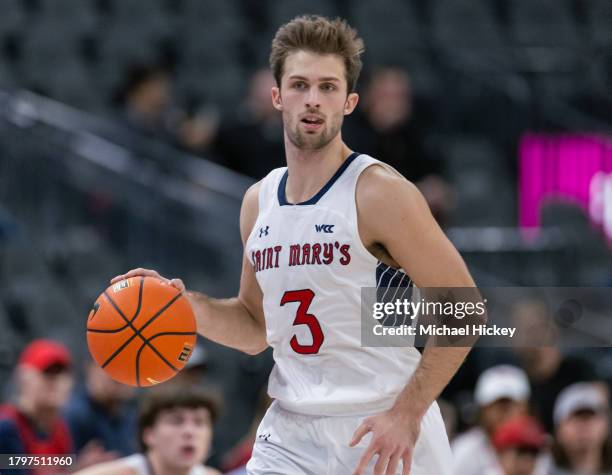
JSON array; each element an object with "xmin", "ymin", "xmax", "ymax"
[{"xmin": 111, "ymin": 182, "xmax": 268, "ymax": 356}]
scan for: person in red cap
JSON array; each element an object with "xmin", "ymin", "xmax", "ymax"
[
  {"xmin": 0, "ymin": 339, "xmax": 75, "ymax": 474},
  {"xmin": 493, "ymin": 415, "xmax": 548, "ymax": 475}
]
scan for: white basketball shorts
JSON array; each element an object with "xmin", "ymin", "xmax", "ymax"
[{"xmin": 246, "ymin": 400, "xmax": 452, "ymax": 475}]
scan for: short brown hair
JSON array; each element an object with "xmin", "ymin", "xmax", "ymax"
[
  {"xmin": 138, "ymin": 385, "xmax": 220, "ymax": 452},
  {"xmin": 269, "ymin": 15, "xmax": 365, "ymax": 93}
]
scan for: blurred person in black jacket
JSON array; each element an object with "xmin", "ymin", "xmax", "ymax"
[
  {"xmin": 116, "ymin": 63, "xmax": 177, "ymax": 142},
  {"xmin": 64, "ymin": 359, "xmax": 137, "ymax": 458},
  {"xmin": 511, "ymin": 300, "xmax": 597, "ymax": 433},
  {"xmin": 213, "ymin": 68, "xmax": 284, "ymax": 179},
  {"xmin": 343, "ymin": 67, "xmax": 454, "ymax": 224}
]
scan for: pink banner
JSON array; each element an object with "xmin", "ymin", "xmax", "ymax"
[{"xmin": 519, "ymin": 133, "xmax": 612, "ymax": 244}]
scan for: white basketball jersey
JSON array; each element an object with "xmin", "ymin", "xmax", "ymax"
[{"xmin": 245, "ymin": 153, "xmax": 422, "ymax": 416}]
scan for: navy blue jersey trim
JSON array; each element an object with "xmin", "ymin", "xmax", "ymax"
[{"xmin": 277, "ymin": 152, "xmax": 360, "ymax": 206}]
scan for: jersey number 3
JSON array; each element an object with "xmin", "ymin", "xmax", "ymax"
[{"xmin": 280, "ymin": 289, "xmax": 324, "ymax": 354}]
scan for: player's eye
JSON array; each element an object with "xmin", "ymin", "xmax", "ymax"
[
  {"xmin": 172, "ymin": 415, "xmax": 184, "ymax": 424},
  {"xmin": 292, "ymin": 81, "xmax": 307, "ymax": 90},
  {"xmin": 321, "ymin": 83, "xmax": 336, "ymax": 91},
  {"xmin": 165, "ymin": 412, "xmax": 184, "ymax": 425},
  {"xmin": 193, "ymin": 415, "xmax": 209, "ymax": 427}
]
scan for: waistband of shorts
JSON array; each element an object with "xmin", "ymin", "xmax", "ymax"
[{"xmin": 273, "ymin": 397, "xmax": 397, "ymax": 419}]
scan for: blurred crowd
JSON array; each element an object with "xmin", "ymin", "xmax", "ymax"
[
  {"xmin": 1, "ymin": 337, "xmax": 611, "ymax": 475},
  {"xmin": 111, "ymin": 61, "xmax": 455, "ymax": 226}
]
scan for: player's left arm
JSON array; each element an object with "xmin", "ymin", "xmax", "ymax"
[{"xmin": 351, "ymin": 165, "xmax": 476, "ymax": 475}]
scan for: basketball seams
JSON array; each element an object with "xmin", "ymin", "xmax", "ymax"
[
  {"xmin": 89, "ymin": 280, "xmax": 142, "ymax": 335},
  {"xmin": 87, "ymin": 326, "xmax": 129, "ymax": 334},
  {"xmin": 99, "ymin": 278, "xmax": 147, "ymax": 368},
  {"xmin": 98, "ymin": 281, "xmax": 184, "ymax": 370},
  {"xmin": 134, "ymin": 331, "xmax": 197, "ymax": 387}
]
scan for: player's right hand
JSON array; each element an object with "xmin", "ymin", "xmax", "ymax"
[{"xmin": 110, "ymin": 268, "xmax": 186, "ymax": 293}]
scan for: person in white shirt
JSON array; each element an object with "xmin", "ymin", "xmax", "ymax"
[
  {"xmin": 452, "ymin": 365, "xmax": 531, "ymax": 475},
  {"xmin": 75, "ymin": 386, "xmax": 221, "ymax": 475},
  {"xmin": 549, "ymin": 382, "xmax": 612, "ymax": 475}
]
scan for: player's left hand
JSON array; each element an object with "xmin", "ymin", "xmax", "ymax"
[{"xmin": 349, "ymin": 409, "xmax": 421, "ymax": 475}]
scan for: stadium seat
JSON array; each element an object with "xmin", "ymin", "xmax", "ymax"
[
  {"xmin": 350, "ymin": 0, "xmax": 423, "ymax": 50},
  {"xmin": 104, "ymin": 0, "xmax": 170, "ymax": 36},
  {"xmin": 181, "ymin": 0, "xmax": 244, "ymax": 31},
  {"xmin": 176, "ymin": 61, "xmax": 244, "ymax": 109},
  {"xmin": 0, "ymin": 60, "xmax": 17, "ymax": 89},
  {"xmin": 431, "ymin": 0, "xmax": 503, "ymax": 47},
  {"xmin": 429, "ymin": 0, "xmax": 514, "ymax": 73},
  {"xmin": 585, "ymin": 0, "xmax": 612, "ymax": 47},
  {"xmin": 36, "ymin": 0, "xmax": 98, "ymax": 34},
  {"xmin": 0, "ymin": 0, "xmax": 25, "ymax": 37},
  {"xmin": 508, "ymin": 0, "xmax": 580, "ymax": 47},
  {"xmin": 267, "ymin": 0, "xmax": 340, "ymax": 29},
  {"xmin": 97, "ymin": 25, "xmax": 160, "ymax": 71},
  {"xmin": 47, "ymin": 62, "xmax": 105, "ymax": 110},
  {"xmin": 442, "ymin": 137, "xmax": 515, "ymax": 226},
  {"xmin": 20, "ymin": 24, "xmax": 86, "ymax": 88}
]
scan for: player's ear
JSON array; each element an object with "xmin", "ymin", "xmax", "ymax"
[
  {"xmin": 271, "ymin": 86, "xmax": 282, "ymax": 111},
  {"xmin": 344, "ymin": 92, "xmax": 359, "ymax": 115}
]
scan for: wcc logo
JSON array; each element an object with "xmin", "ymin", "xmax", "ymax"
[
  {"xmin": 259, "ymin": 226, "xmax": 269, "ymax": 238},
  {"xmin": 315, "ymin": 224, "xmax": 334, "ymax": 233}
]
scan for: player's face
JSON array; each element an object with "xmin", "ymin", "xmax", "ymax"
[
  {"xmin": 272, "ymin": 50, "xmax": 358, "ymax": 151},
  {"xmin": 144, "ymin": 407, "xmax": 212, "ymax": 470}
]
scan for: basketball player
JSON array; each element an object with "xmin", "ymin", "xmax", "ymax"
[
  {"xmin": 74, "ymin": 386, "xmax": 220, "ymax": 475},
  {"xmin": 113, "ymin": 15, "xmax": 477, "ymax": 474}
]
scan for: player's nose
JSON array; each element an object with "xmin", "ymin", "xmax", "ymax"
[{"xmin": 304, "ymin": 88, "xmax": 321, "ymax": 108}]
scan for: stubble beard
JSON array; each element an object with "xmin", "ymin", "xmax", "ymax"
[{"xmin": 285, "ymin": 111, "xmax": 343, "ymax": 151}]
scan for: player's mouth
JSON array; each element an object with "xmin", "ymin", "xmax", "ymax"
[
  {"xmin": 300, "ymin": 115, "xmax": 324, "ymax": 131},
  {"xmin": 180, "ymin": 445, "xmax": 196, "ymax": 457}
]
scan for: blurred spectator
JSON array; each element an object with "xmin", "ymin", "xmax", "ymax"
[
  {"xmin": 115, "ymin": 63, "xmax": 177, "ymax": 141},
  {"xmin": 512, "ymin": 300, "xmax": 597, "ymax": 432},
  {"xmin": 493, "ymin": 415, "xmax": 547, "ymax": 475},
  {"xmin": 63, "ymin": 359, "xmax": 137, "ymax": 457},
  {"xmin": 549, "ymin": 383, "xmax": 612, "ymax": 475},
  {"xmin": 0, "ymin": 340, "xmax": 73, "ymax": 474},
  {"xmin": 74, "ymin": 385, "xmax": 221, "ymax": 475},
  {"xmin": 213, "ymin": 68, "xmax": 284, "ymax": 179},
  {"xmin": 453, "ymin": 365, "xmax": 531, "ymax": 475},
  {"xmin": 0, "ymin": 339, "xmax": 115, "ymax": 475},
  {"xmin": 176, "ymin": 103, "xmax": 219, "ymax": 156},
  {"xmin": 343, "ymin": 67, "xmax": 454, "ymax": 223},
  {"xmin": 0, "ymin": 340, "xmax": 112, "ymax": 474}
]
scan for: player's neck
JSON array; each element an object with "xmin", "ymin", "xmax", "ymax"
[{"xmin": 283, "ymin": 135, "xmax": 353, "ymax": 204}]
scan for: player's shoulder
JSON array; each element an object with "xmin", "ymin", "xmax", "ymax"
[
  {"xmin": 241, "ymin": 167, "xmax": 286, "ymax": 226},
  {"xmin": 242, "ymin": 180, "xmax": 261, "ymax": 208},
  {"xmin": 73, "ymin": 457, "xmax": 137, "ymax": 475},
  {"xmin": 356, "ymin": 159, "xmax": 421, "ymax": 208}
]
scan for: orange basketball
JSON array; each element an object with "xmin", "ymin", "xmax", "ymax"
[{"xmin": 86, "ymin": 276, "xmax": 197, "ymax": 387}]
